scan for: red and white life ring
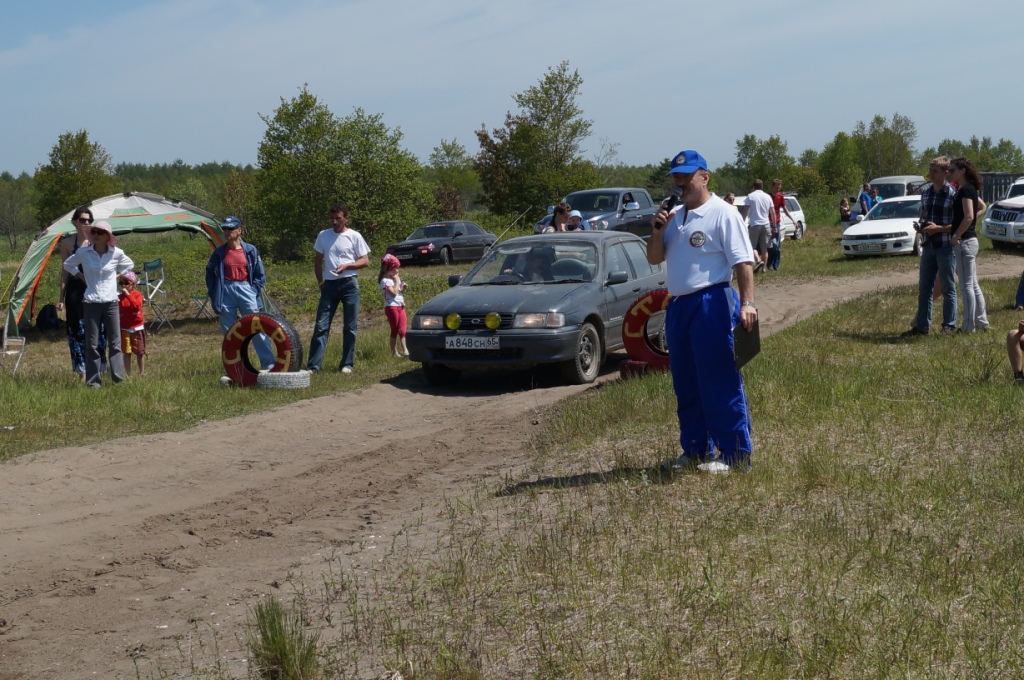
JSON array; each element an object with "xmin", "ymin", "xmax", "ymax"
[
  {"xmin": 621, "ymin": 289, "xmax": 670, "ymax": 373},
  {"xmin": 222, "ymin": 313, "xmax": 303, "ymax": 387}
]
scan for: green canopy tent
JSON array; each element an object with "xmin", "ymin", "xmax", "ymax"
[{"xmin": 3, "ymin": 192, "xmax": 278, "ymax": 342}]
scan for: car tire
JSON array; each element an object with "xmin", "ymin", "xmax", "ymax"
[
  {"xmin": 912, "ymin": 234, "xmax": 922, "ymax": 256},
  {"xmin": 439, "ymin": 247, "xmax": 451, "ymax": 265},
  {"xmin": 793, "ymin": 222, "xmax": 804, "ymax": 240},
  {"xmin": 257, "ymin": 370, "xmax": 311, "ymax": 390},
  {"xmin": 561, "ymin": 322, "xmax": 602, "ymax": 385},
  {"xmin": 423, "ymin": 362, "xmax": 460, "ymax": 386}
]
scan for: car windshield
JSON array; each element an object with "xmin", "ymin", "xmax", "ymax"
[
  {"xmin": 462, "ymin": 241, "xmax": 598, "ymax": 285},
  {"xmin": 564, "ymin": 191, "xmax": 619, "ymax": 213},
  {"xmin": 1008, "ymin": 184, "xmax": 1024, "ymax": 199},
  {"xmin": 872, "ymin": 184, "xmax": 907, "ymax": 200},
  {"xmin": 407, "ymin": 224, "xmax": 451, "ymax": 240},
  {"xmin": 865, "ymin": 200, "xmax": 920, "ymax": 221}
]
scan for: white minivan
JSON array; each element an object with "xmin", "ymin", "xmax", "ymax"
[{"xmin": 853, "ymin": 175, "xmax": 927, "ymax": 217}]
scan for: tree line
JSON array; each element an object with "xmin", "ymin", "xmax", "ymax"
[{"xmin": 3, "ymin": 61, "xmax": 1022, "ymax": 256}]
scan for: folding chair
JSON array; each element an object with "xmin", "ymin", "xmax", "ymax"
[
  {"xmin": 140, "ymin": 259, "xmax": 166, "ymax": 301},
  {"xmin": 147, "ymin": 300, "xmax": 175, "ymax": 331},
  {"xmin": 140, "ymin": 259, "xmax": 175, "ymax": 331},
  {"xmin": 191, "ymin": 295, "xmax": 215, "ymax": 319},
  {"xmin": 1, "ymin": 323, "xmax": 27, "ymax": 374}
]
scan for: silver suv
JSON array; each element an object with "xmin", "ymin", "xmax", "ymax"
[{"xmin": 981, "ymin": 178, "xmax": 1024, "ymax": 249}]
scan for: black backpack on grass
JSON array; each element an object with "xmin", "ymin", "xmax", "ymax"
[{"xmin": 36, "ymin": 304, "xmax": 60, "ymax": 330}]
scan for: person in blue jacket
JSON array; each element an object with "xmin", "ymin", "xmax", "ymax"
[{"xmin": 205, "ymin": 216, "xmax": 276, "ymax": 370}]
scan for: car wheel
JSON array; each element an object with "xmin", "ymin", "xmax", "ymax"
[
  {"xmin": 912, "ymin": 233, "xmax": 922, "ymax": 256},
  {"xmin": 794, "ymin": 222, "xmax": 804, "ymax": 240},
  {"xmin": 439, "ymin": 247, "xmax": 451, "ymax": 265},
  {"xmin": 423, "ymin": 362, "xmax": 460, "ymax": 386},
  {"xmin": 561, "ymin": 322, "xmax": 602, "ymax": 385}
]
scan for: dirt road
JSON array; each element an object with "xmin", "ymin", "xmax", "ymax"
[{"xmin": 2, "ymin": 257, "xmax": 1021, "ymax": 679}]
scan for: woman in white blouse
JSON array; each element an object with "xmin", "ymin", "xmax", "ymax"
[{"xmin": 62, "ymin": 221, "xmax": 134, "ymax": 387}]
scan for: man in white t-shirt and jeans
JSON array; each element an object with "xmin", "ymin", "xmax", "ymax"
[
  {"xmin": 307, "ymin": 202, "xmax": 371, "ymax": 374},
  {"xmin": 743, "ymin": 179, "xmax": 776, "ymax": 272}
]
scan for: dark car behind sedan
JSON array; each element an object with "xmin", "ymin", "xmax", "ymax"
[
  {"xmin": 406, "ymin": 232, "xmax": 666, "ymax": 386},
  {"xmin": 385, "ymin": 221, "xmax": 496, "ymax": 265}
]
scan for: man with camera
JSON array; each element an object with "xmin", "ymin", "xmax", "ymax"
[{"xmin": 904, "ymin": 157, "xmax": 958, "ymax": 336}]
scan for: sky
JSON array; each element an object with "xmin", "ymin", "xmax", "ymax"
[{"xmin": 2, "ymin": 0, "xmax": 1022, "ymax": 177}]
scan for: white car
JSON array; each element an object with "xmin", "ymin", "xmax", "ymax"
[
  {"xmin": 982, "ymin": 178, "xmax": 1024, "ymax": 249},
  {"xmin": 841, "ymin": 195, "xmax": 922, "ymax": 257},
  {"xmin": 730, "ymin": 194, "xmax": 806, "ymax": 240}
]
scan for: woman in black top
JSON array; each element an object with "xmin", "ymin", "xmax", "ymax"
[
  {"xmin": 949, "ymin": 157, "xmax": 989, "ymax": 332},
  {"xmin": 56, "ymin": 207, "xmax": 107, "ymax": 379}
]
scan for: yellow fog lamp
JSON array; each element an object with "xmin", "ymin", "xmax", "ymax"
[
  {"xmin": 484, "ymin": 313, "xmax": 501, "ymax": 330},
  {"xmin": 445, "ymin": 313, "xmax": 462, "ymax": 330}
]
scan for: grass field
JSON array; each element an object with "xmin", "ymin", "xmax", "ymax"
[{"xmin": 8, "ymin": 222, "xmax": 1024, "ymax": 678}]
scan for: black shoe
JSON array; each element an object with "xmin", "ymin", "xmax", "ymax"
[
  {"xmin": 1015, "ymin": 371, "xmax": 1024, "ymax": 386},
  {"xmin": 900, "ymin": 327, "xmax": 927, "ymax": 338},
  {"xmin": 754, "ymin": 261, "xmax": 765, "ymax": 273}
]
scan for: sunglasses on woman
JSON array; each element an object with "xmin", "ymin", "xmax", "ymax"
[
  {"xmin": 76, "ymin": 217, "xmax": 93, "ymax": 224},
  {"xmin": 89, "ymin": 229, "xmax": 109, "ymax": 237}
]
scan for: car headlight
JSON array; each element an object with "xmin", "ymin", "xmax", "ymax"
[
  {"xmin": 513, "ymin": 312, "xmax": 565, "ymax": 329},
  {"xmin": 414, "ymin": 315, "xmax": 443, "ymax": 329},
  {"xmin": 589, "ymin": 219, "xmax": 608, "ymax": 229},
  {"xmin": 484, "ymin": 312, "xmax": 501, "ymax": 330},
  {"xmin": 445, "ymin": 313, "xmax": 461, "ymax": 330}
]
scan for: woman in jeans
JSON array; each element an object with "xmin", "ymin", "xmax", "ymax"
[
  {"xmin": 949, "ymin": 157, "xmax": 989, "ymax": 332},
  {"xmin": 62, "ymin": 221, "xmax": 134, "ymax": 386}
]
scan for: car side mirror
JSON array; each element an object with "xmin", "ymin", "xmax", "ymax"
[
  {"xmin": 623, "ymin": 201, "xmax": 640, "ymax": 212},
  {"xmin": 855, "ymin": 214, "xmax": 865, "ymax": 222},
  {"xmin": 448, "ymin": 274, "xmax": 462, "ymax": 287},
  {"xmin": 453, "ymin": 230, "xmax": 464, "ymax": 237},
  {"xmin": 605, "ymin": 271, "xmax": 629, "ymax": 285}
]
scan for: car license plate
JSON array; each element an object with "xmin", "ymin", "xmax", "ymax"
[
  {"xmin": 991, "ymin": 225, "xmax": 1007, "ymax": 236},
  {"xmin": 854, "ymin": 243, "xmax": 881, "ymax": 252},
  {"xmin": 445, "ymin": 335, "xmax": 499, "ymax": 350},
  {"xmin": 396, "ymin": 253, "xmax": 412, "ymax": 260}
]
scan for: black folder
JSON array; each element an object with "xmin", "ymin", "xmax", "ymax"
[{"xmin": 734, "ymin": 318, "xmax": 760, "ymax": 370}]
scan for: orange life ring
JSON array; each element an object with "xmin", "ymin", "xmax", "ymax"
[
  {"xmin": 621, "ymin": 289, "xmax": 670, "ymax": 371},
  {"xmin": 222, "ymin": 313, "xmax": 303, "ymax": 387}
]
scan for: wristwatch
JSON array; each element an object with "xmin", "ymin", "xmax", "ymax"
[{"xmin": 741, "ymin": 301, "xmax": 757, "ymax": 309}]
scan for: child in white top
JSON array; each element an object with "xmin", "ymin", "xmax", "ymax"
[{"xmin": 378, "ymin": 254, "xmax": 409, "ymax": 357}]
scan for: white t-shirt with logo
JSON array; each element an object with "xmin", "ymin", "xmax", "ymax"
[
  {"xmin": 663, "ymin": 194, "xmax": 754, "ymax": 297},
  {"xmin": 745, "ymin": 189, "xmax": 774, "ymax": 226},
  {"xmin": 314, "ymin": 228, "xmax": 371, "ymax": 280}
]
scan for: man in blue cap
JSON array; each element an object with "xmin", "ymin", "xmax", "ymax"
[
  {"xmin": 205, "ymin": 216, "xmax": 276, "ymax": 370},
  {"xmin": 647, "ymin": 150, "xmax": 757, "ymax": 473}
]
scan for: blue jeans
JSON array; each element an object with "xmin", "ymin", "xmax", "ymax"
[
  {"xmin": 914, "ymin": 240, "xmax": 957, "ymax": 332},
  {"xmin": 218, "ymin": 280, "xmax": 275, "ymax": 369},
  {"xmin": 307, "ymin": 277, "xmax": 360, "ymax": 371}
]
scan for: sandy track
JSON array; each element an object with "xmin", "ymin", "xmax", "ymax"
[{"xmin": 1, "ymin": 255, "xmax": 1021, "ymax": 678}]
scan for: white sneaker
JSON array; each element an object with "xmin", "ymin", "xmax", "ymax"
[
  {"xmin": 697, "ymin": 461, "xmax": 731, "ymax": 474},
  {"xmin": 341, "ymin": 366, "xmax": 353, "ymax": 374}
]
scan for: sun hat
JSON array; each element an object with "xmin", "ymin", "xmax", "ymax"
[
  {"xmin": 90, "ymin": 220, "xmax": 117, "ymax": 247},
  {"xmin": 568, "ymin": 210, "xmax": 583, "ymax": 219},
  {"xmin": 119, "ymin": 271, "xmax": 138, "ymax": 285},
  {"xmin": 382, "ymin": 253, "xmax": 401, "ymax": 270},
  {"xmin": 667, "ymin": 150, "xmax": 708, "ymax": 175}
]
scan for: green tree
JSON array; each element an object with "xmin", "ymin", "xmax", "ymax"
[
  {"xmin": 817, "ymin": 132, "xmax": 864, "ymax": 194},
  {"xmin": 918, "ymin": 136, "xmax": 1024, "ymax": 173},
  {"xmin": 334, "ymin": 107, "xmax": 432, "ymax": 247},
  {"xmin": 426, "ymin": 138, "xmax": 482, "ymax": 218},
  {"xmin": 165, "ymin": 176, "xmax": 210, "ymax": 210},
  {"xmin": 0, "ymin": 173, "xmax": 35, "ymax": 250},
  {"xmin": 255, "ymin": 86, "xmax": 349, "ymax": 260},
  {"xmin": 475, "ymin": 62, "xmax": 599, "ymax": 216},
  {"xmin": 33, "ymin": 130, "xmax": 119, "ymax": 225},
  {"xmin": 851, "ymin": 113, "xmax": 917, "ymax": 179}
]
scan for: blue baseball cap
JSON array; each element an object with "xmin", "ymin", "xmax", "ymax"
[
  {"xmin": 667, "ymin": 150, "xmax": 708, "ymax": 175},
  {"xmin": 220, "ymin": 216, "xmax": 242, "ymax": 230}
]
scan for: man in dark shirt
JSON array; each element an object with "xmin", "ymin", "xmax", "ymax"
[{"xmin": 904, "ymin": 157, "xmax": 957, "ymax": 336}]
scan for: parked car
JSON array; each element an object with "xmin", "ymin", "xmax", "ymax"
[
  {"xmin": 407, "ymin": 232, "xmax": 666, "ymax": 386},
  {"xmin": 730, "ymin": 194, "xmax": 806, "ymax": 239},
  {"xmin": 982, "ymin": 194, "xmax": 1024, "ymax": 249},
  {"xmin": 851, "ymin": 175, "xmax": 927, "ymax": 217},
  {"xmin": 385, "ymin": 221, "xmax": 496, "ymax": 265},
  {"xmin": 841, "ymin": 195, "xmax": 922, "ymax": 257},
  {"xmin": 533, "ymin": 187, "xmax": 660, "ymax": 237}
]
